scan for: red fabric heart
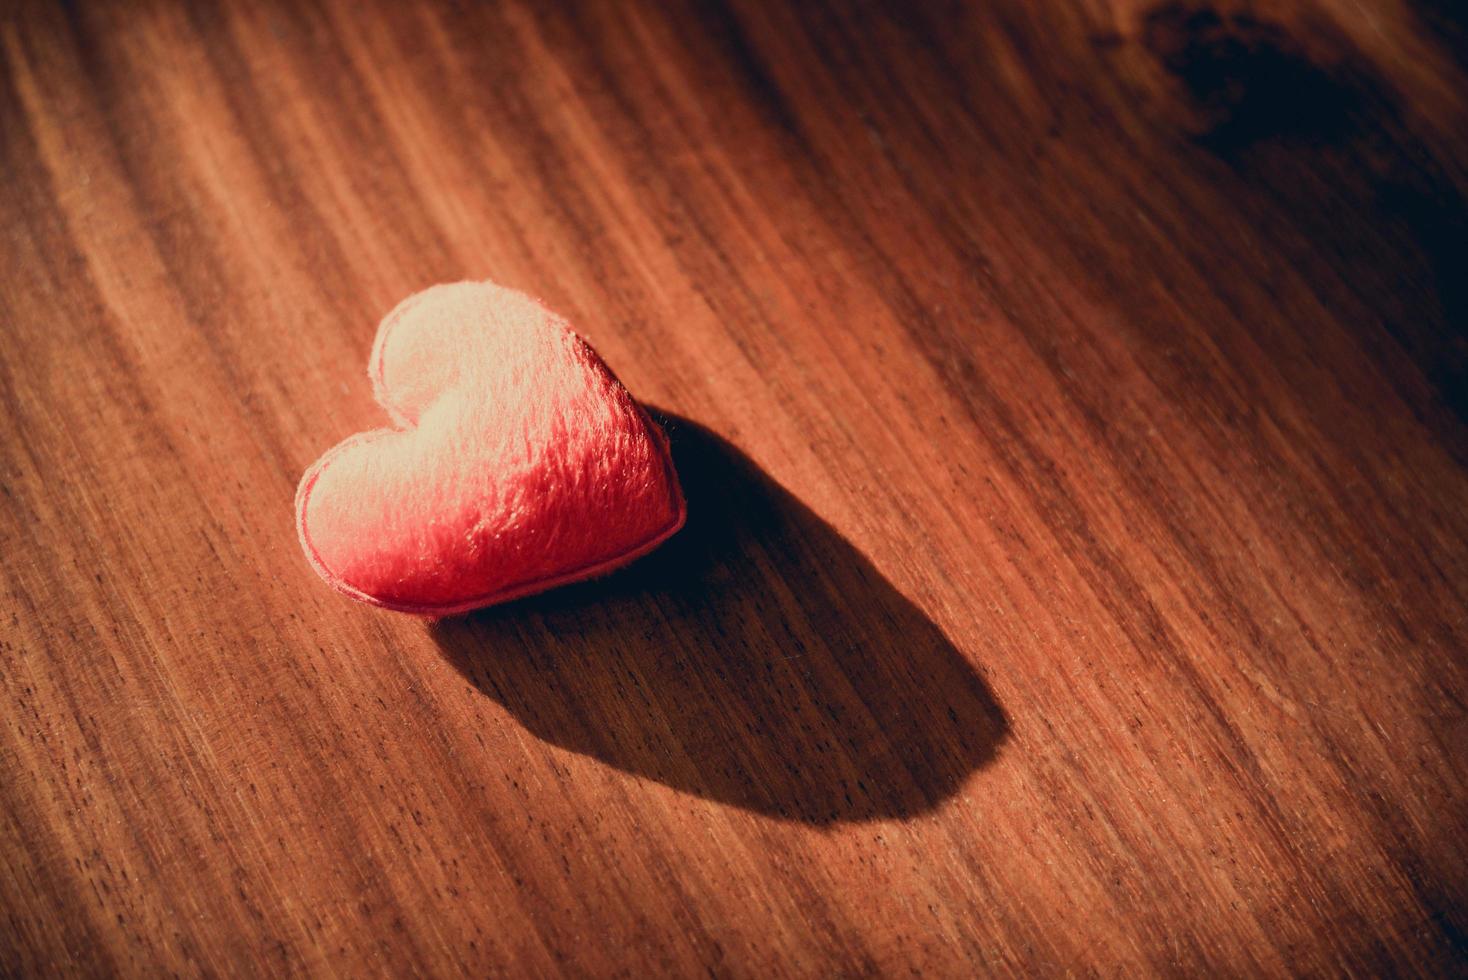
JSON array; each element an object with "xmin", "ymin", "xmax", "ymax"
[{"xmin": 296, "ymin": 282, "xmax": 685, "ymax": 615}]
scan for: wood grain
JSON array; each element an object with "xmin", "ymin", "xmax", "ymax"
[{"xmin": 2, "ymin": 0, "xmax": 1466, "ymax": 974}]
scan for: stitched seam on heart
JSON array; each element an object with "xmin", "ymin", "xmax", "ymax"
[{"xmin": 298, "ymin": 501, "xmax": 685, "ymax": 616}]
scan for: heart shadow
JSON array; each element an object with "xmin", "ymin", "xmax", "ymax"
[{"xmin": 430, "ymin": 413, "xmax": 1009, "ymax": 824}]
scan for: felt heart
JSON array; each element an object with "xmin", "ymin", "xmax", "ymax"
[{"xmin": 296, "ymin": 281, "xmax": 685, "ymax": 615}]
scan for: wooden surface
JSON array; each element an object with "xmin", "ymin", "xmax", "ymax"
[{"xmin": 3, "ymin": 0, "xmax": 1466, "ymax": 974}]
